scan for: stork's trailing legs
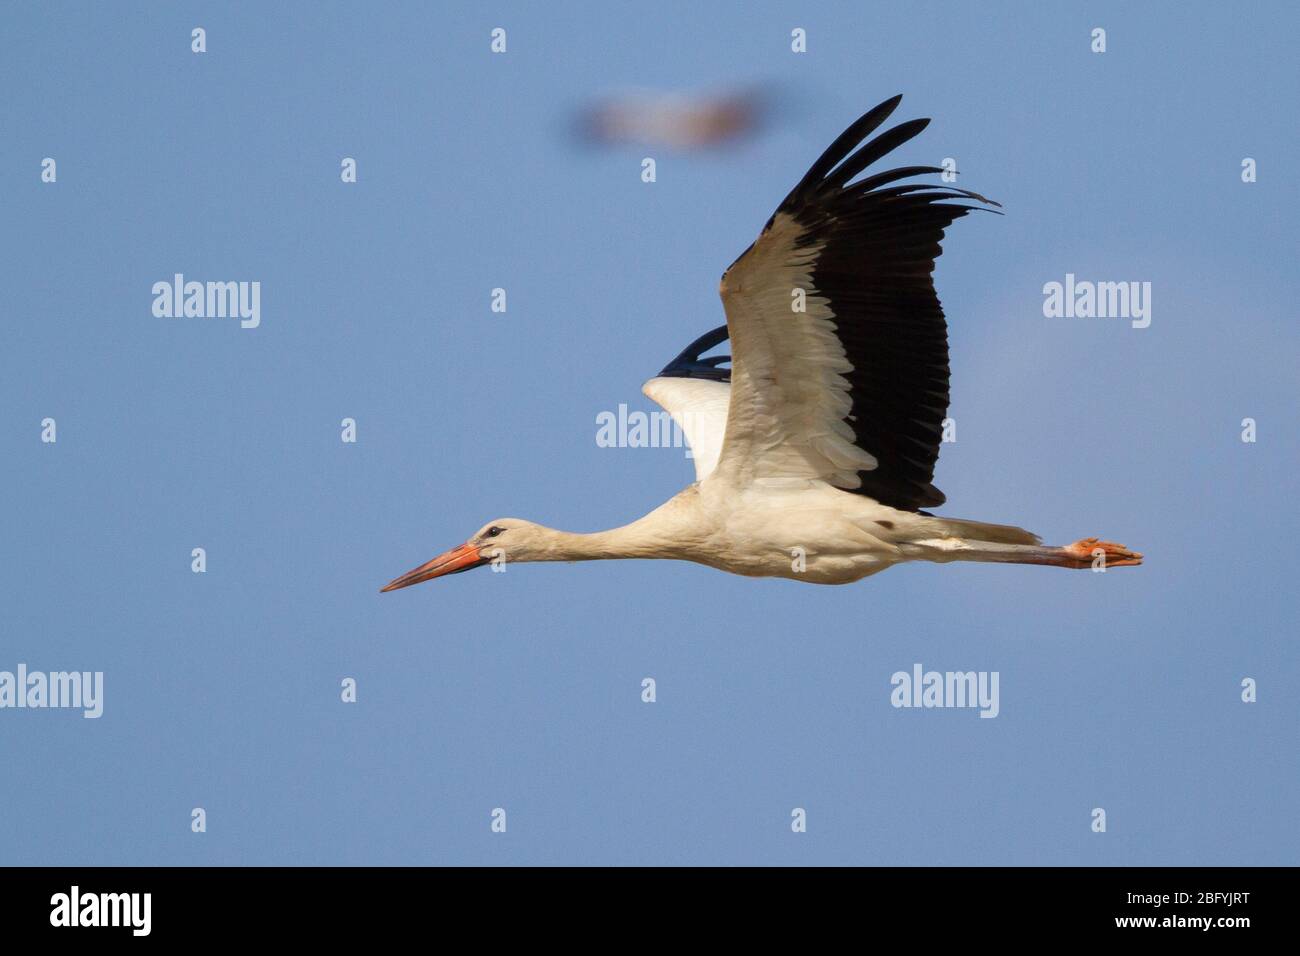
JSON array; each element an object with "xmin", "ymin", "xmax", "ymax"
[{"xmin": 926, "ymin": 536, "xmax": 1143, "ymax": 570}]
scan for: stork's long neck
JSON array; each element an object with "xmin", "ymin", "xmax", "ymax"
[{"xmin": 536, "ymin": 490, "xmax": 702, "ymax": 562}]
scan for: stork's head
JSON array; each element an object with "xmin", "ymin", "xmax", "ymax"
[{"xmin": 380, "ymin": 519, "xmax": 548, "ymax": 591}]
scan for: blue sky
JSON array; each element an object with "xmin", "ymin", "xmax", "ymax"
[{"xmin": 2, "ymin": 1, "xmax": 1296, "ymax": 865}]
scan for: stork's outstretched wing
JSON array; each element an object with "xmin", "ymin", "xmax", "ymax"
[
  {"xmin": 711, "ymin": 95, "xmax": 998, "ymax": 512},
  {"xmin": 641, "ymin": 376, "xmax": 730, "ymax": 481},
  {"xmin": 642, "ymin": 325, "xmax": 732, "ymax": 481}
]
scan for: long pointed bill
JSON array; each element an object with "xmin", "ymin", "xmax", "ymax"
[{"xmin": 380, "ymin": 543, "xmax": 487, "ymax": 592}]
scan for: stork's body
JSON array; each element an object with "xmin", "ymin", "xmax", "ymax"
[
  {"xmin": 382, "ymin": 96, "xmax": 1141, "ymax": 593},
  {"xmin": 575, "ymin": 481, "xmax": 962, "ymax": 585}
]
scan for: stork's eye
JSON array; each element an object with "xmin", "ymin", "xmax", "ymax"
[{"xmin": 485, "ymin": 526, "xmax": 505, "ymax": 538}]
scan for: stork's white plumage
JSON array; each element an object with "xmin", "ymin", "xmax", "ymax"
[
  {"xmin": 382, "ymin": 95, "xmax": 1142, "ymax": 592},
  {"xmin": 640, "ymin": 376, "xmax": 730, "ymax": 481}
]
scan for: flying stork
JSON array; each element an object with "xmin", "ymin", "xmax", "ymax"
[{"xmin": 382, "ymin": 95, "xmax": 1142, "ymax": 592}]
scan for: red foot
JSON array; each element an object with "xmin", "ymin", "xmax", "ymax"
[{"xmin": 1063, "ymin": 537, "xmax": 1143, "ymax": 569}]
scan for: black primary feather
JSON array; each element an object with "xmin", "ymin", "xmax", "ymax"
[{"xmin": 659, "ymin": 324, "xmax": 732, "ymax": 382}]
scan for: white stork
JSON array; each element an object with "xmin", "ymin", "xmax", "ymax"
[{"xmin": 382, "ymin": 95, "xmax": 1141, "ymax": 592}]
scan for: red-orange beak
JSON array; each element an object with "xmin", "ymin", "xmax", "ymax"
[{"xmin": 380, "ymin": 543, "xmax": 487, "ymax": 592}]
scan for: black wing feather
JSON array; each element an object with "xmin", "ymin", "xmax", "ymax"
[
  {"xmin": 659, "ymin": 324, "xmax": 732, "ymax": 382},
  {"xmin": 779, "ymin": 94, "xmax": 903, "ymax": 208}
]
